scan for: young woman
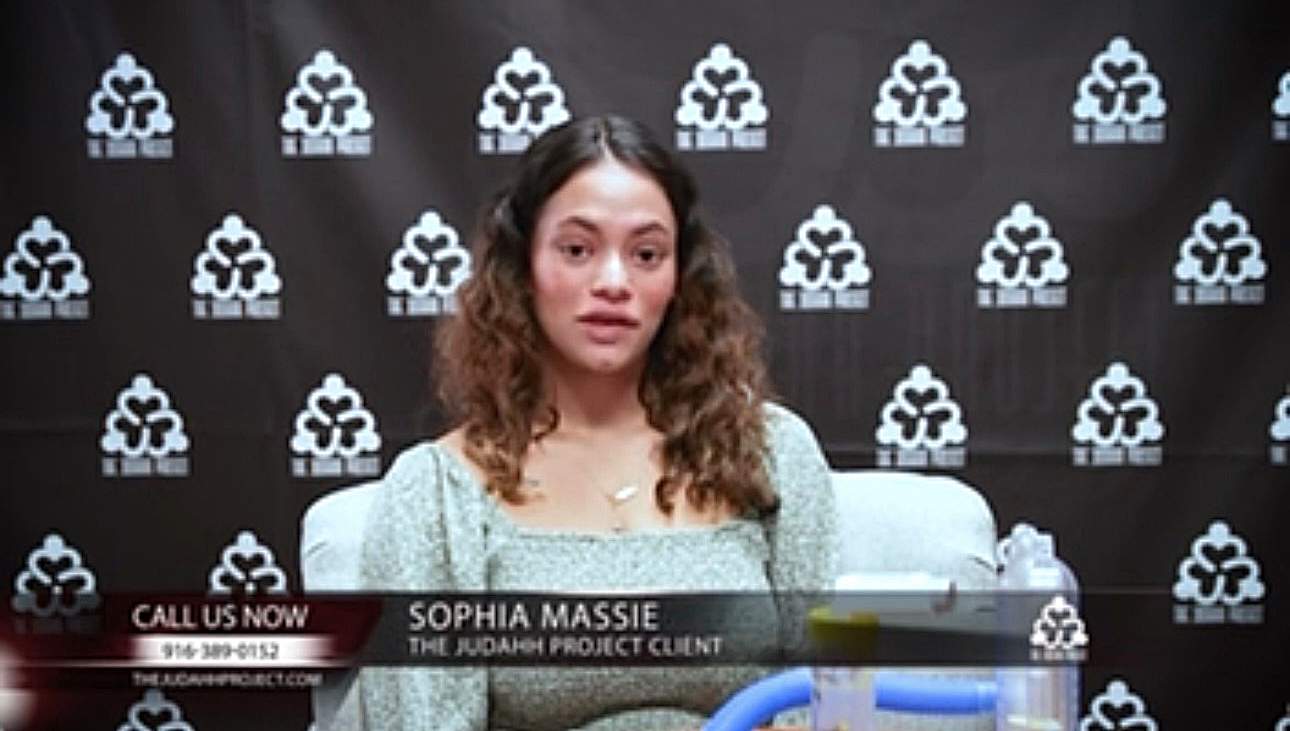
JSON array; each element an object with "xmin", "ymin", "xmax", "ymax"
[{"xmin": 358, "ymin": 115, "xmax": 836, "ymax": 730}]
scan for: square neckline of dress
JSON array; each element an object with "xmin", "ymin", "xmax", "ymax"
[{"xmin": 425, "ymin": 441, "xmax": 760, "ymax": 541}]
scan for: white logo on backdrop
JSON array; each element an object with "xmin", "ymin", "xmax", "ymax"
[
  {"xmin": 191, "ymin": 213, "xmax": 282, "ymax": 320},
  {"xmin": 85, "ymin": 52, "xmax": 174, "ymax": 159},
  {"xmin": 1274, "ymin": 709, "xmax": 1290, "ymax": 731},
  {"xmin": 1079, "ymin": 679, "xmax": 1157, "ymax": 731},
  {"xmin": 1030, "ymin": 595, "xmax": 1089, "ymax": 652},
  {"xmin": 1, "ymin": 215, "xmax": 91, "ymax": 321},
  {"xmin": 117, "ymin": 689, "xmax": 194, "ymax": 731},
  {"xmin": 875, "ymin": 364, "xmax": 967, "ymax": 468},
  {"xmin": 1172, "ymin": 521, "xmax": 1265, "ymax": 620},
  {"xmin": 778, "ymin": 204, "xmax": 871, "ymax": 311},
  {"xmin": 207, "ymin": 531, "xmax": 289, "ymax": 596},
  {"xmin": 1273, "ymin": 71, "xmax": 1290, "ymax": 141},
  {"xmin": 290, "ymin": 373, "xmax": 381, "ymax": 478},
  {"xmin": 873, "ymin": 40, "xmax": 966, "ymax": 147},
  {"xmin": 674, "ymin": 43, "xmax": 768, "ymax": 151},
  {"xmin": 1071, "ymin": 362, "xmax": 1163, "ymax": 466},
  {"xmin": 386, "ymin": 209, "xmax": 471, "ymax": 317},
  {"xmin": 976, "ymin": 202, "xmax": 1069, "ymax": 308},
  {"xmin": 1271, "ymin": 392, "xmax": 1290, "ymax": 465},
  {"xmin": 280, "ymin": 49, "xmax": 374, "ymax": 157},
  {"xmin": 1173, "ymin": 198, "xmax": 1266, "ymax": 306},
  {"xmin": 477, "ymin": 46, "xmax": 571, "ymax": 154},
  {"xmin": 100, "ymin": 373, "xmax": 191, "ymax": 477},
  {"xmin": 1072, "ymin": 36, "xmax": 1166, "ymax": 144},
  {"xmin": 11, "ymin": 534, "xmax": 100, "ymax": 619}
]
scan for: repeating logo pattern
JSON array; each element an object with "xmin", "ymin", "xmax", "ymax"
[
  {"xmin": 85, "ymin": 52, "xmax": 174, "ymax": 159},
  {"xmin": 1271, "ymin": 390, "xmax": 1290, "ymax": 466},
  {"xmin": 1071, "ymin": 362, "xmax": 1164, "ymax": 467},
  {"xmin": 1, "ymin": 215, "xmax": 91, "ymax": 321},
  {"xmin": 873, "ymin": 40, "xmax": 967, "ymax": 148},
  {"xmin": 777, "ymin": 205, "xmax": 871, "ymax": 311},
  {"xmin": 11, "ymin": 534, "xmax": 101, "ymax": 632},
  {"xmin": 1079, "ymin": 679, "xmax": 1157, "ymax": 731},
  {"xmin": 117, "ymin": 689, "xmax": 193, "ymax": 731},
  {"xmin": 1173, "ymin": 198, "xmax": 1266, "ymax": 306},
  {"xmin": 191, "ymin": 213, "xmax": 282, "ymax": 320},
  {"xmin": 101, "ymin": 373, "xmax": 191, "ymax": 477},
  {"xmin": 1073, "ymin": 36, "xmax": 1166, "ymax": 144},
  {"xmin": 207, "ymin": 531, "xmax": 289, "ymax": 596},
  {"xmin": 1030, "ymin": 595, "xmax": 1089, "ymax": 661},
  {"xmin": 875, "ymin": 364, "xmax": 967, "ymax": 468},
  {"xmin": 280, "ymin": 49, "xmax": 374, "ymax": 157},
  {"xmin": 1172, "ymin": 520, "xmax": 1265, "ymax": 624},
  {"xmin": 290, "ymin": 372, "xmax": 381, "ymax": 478},
  {"xmin": 1273, "ymin": 71, "xmax": 1290, "ymax": 141},
  {"xmin": 675, "ymin": 43, "xmax": 768, "ymax": 151},
  {"xmin": 386, "ymin": 209, "xmax": 470, "ymax": 317},
  {"xmin": 477, "ymin": 47, "xmax": 571, "ymax": 154},
  {"xmin": 976, "ymin": 202, "xmax": 1069, "ymax": 309}
]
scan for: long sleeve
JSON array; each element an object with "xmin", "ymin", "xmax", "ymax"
[
  {"xmin": 357, "ymin": 444, "xmax": 490, "ymax": 731},
  {"xmin": 763, "ymin": 403, "xmax": 838, "ymax": 592}
]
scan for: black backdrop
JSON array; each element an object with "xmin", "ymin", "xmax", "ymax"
[{"xmin": 3, "ymin": 2, "xmax": 1288, "ymax": 728}]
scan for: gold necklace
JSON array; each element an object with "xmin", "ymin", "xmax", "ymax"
[{"xmin": 522, "ymin": 476, "xmax": 643, "ymax": 532}]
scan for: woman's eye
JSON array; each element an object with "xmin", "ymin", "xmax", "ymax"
[
  {"xmin": 634, "ymin": 245, "xmax": 667, "ymax": 266},
  {"xmin": 559, "ymin": 242, "xmax": 591, "ymax": 260}
]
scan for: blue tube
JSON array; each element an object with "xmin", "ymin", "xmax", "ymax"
[
  {"xmin": 704, "ymin": 669, "xmax": 998, "ymax": 731},
  {"xmin": 874, "ymin": 671, "xmax": 996, "ymax": 714},
  {"xmin": 702, "ymin": 667, "xmax": 812, "ymax": 731}
]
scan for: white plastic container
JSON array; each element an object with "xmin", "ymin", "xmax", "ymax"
[{"xmin": 995, "ymin": 522, "xmax": 1080, "ymax": 731}]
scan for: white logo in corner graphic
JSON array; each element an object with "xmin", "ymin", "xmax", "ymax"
[
  {"xmin": 85, "ymin": 52, "xmax": 174, "ymax": 159},
  {"xmin": 1273, "ymin": 71, "xmax": 1290, "ymax": 141},
  {"xmin": 1275, "ymin": 707, "xmax": 1290, "ymax": 731},
  {"xmin": 1072, "ymin": 36, "xmax": 1166, "ymax": 145},
  {"xmin": 118, "ymin": 689, "xmax": 194, "ymax": 731},
  {"xmin": 1079, "ymin": 679, "xmax": 1157, "ymax": 731},
  {"xmin": 11, "ymin": 534, "xmax": 101, "ymax": 631},
  {"xmin": 1071, "ymin": 362, "xmax": 1163, "ymax": 467},
  {"xmin": 100, "ymin": 373, "xmax": 191, "ymax": 478},
  {"xmin": 208, "ymin": 531, "xmax": 289, "ymax": 596},
  {"xmin": 290, "ymin": 373, "xmax": 381, "ymax": 478},
  {"xmin": 1030, "ymin": 595, "xmax": 1088, "ymax": 654},
  {"xmin": 1, "ymin": 216, "xmax": 91, "ymax": 321},
  {"xmin": 876, "ymin": 364, "xmax": 967, "ymax": 468},
  {"xmin": 873, "ymin": 40, "xmax": 966, "ymax": 148},
  {"xmin": 1172, "ymin": 520, "xmax": 1264, "ymax": 625},
  {"xmin": 281, "ymin": 49, "xmax": 374, "ymax": 157},
  {"xmin": 778, "ymin": 205, "xmax": 871, "ymax": 311},
  {"xmin": 477, "ymin": 47, "xmax": 571, "ymax": 154},
  {"xmin": 191, "ymin": 213, "xmax": 282, "ymax": 320},
  {"xmin": 386, "ymin": 209, "xmax": 471, "ymax": 317},
  {"xmin": 1173, "ymin": 198, "xmax": 1266, "ymax": 306},
  {"xmin": 675, "ymin": 42, "xmax": 769, "ymax": 151},
  {"xmin": 1270, "ymin": 390, "xmax": 1290, "ymax": 465},
  {"xmin": 976, "ymin": 202, "xmax": 1069, "ymax": 309}
]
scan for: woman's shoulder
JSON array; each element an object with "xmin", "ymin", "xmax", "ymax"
[
  {"xmin": 378, "ymin": 433, "xmax": 484, "ymax": 500},
  {"xmin": 761, "ymin": 401, "xmax": 822, "ymax": 452}
]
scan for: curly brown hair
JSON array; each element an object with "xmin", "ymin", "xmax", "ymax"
[{"xmin": 435, "ymin": 115, "xmax": 777, "ymax": 516}]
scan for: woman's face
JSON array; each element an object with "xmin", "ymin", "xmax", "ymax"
[{"xmin": 529, "ymin": 156, "xmax": 678, "ymax": 379}]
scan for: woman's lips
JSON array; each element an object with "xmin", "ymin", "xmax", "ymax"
[{"xmin": 578, "ymin": 313, "xmax": 639, "ymax": 343}]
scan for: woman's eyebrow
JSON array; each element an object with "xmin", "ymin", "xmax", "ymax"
[{"xmin": 554, "ymin": 216, "xmax": 673, "ymax": 237}]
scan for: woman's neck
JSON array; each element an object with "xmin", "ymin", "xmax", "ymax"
[{"xmin": 542, "ymin": 363, "xmax": 650, "ymax": 437}]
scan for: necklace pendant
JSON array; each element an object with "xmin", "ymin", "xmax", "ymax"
[{"xmin": 609, "ymin": 484, "xmax": 639, "ymax": 504}]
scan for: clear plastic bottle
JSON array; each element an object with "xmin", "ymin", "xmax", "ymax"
[{"xmin": 995, "ymin": 522, "xmax": 1080, "ymax": 731}]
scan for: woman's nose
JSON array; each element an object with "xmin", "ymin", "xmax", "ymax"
[{"xmin": 591, "ymin": 252, "xmax": 630, "ymax": 299}]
